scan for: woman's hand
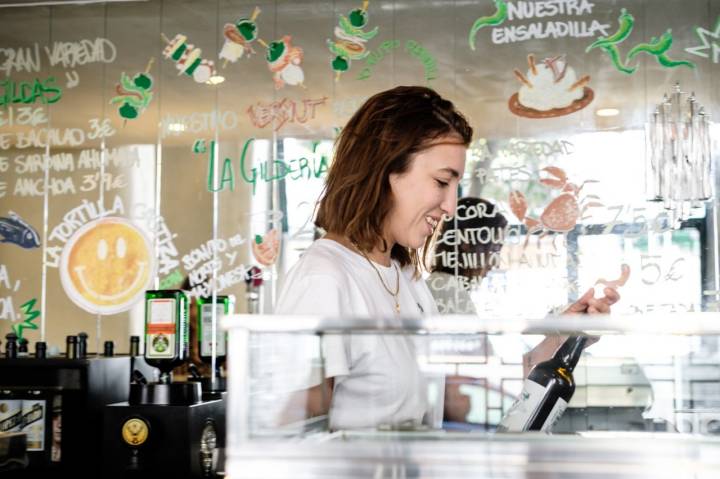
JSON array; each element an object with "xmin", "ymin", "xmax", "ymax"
[
  {"xmin": 524, "ymin": 267, "xmax": 629, "ymax": 377},
  {"xmin": 565, "ymin": 285, "xmax": 621, "ymax": 315},
  {"xmin": 566, "ymin": 264, "xmax": 630, "ymax": 314}
]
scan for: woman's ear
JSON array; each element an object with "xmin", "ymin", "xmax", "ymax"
[{"xmin": 388, "ymin": 172, "xmax": 400, "ymax": 187}]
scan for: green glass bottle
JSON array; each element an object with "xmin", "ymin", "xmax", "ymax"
[
  {"xmin": 144, "ymin": 290, "xmax": 189, "ymax": 377},
  {"xmin": 196, "ymin": 295, "xmax": 235, "ymax": 363},
  {"xmin": 497, "ymin": 336, "xmax": 587, "ymax": 432}
]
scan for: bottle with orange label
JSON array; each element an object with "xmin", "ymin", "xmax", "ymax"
[{"xmin": 144, "ymin": 290, "xmax": 189, "ymax": 383}]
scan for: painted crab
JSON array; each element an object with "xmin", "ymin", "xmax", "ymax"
[{"xmin": 508, "ymin": 166, "xmax": 602, "ymax": 247}]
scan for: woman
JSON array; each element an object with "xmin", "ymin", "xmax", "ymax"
[
  {"xmin": 275, "ymin": 86, "xmax": 618, "ymax": 430},
  {"xmin": 275, "ymin": 86, "xmax": 469, "ymax": 430}
]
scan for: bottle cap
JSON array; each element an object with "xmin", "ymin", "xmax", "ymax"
[
  {"xmin": 5, "ymin": 333, "xmax": 18, "ymax": 358},
  {"xmin": 35, "ymin": 341, "xmax": 47, "ymax": 359},
  {"xmin": 104, "ymin": 341, "xmax": 115, "ymax": 357},
  {"xmin": 77, "ymin": 332, "xmax": 88, "ymax": 357},
  {"xmin": 66, "ymin": 335, "xmax": 78, "ymax": 359}
]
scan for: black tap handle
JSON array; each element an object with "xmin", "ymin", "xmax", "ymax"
[
  {"xmin": 132, "ymin": 369, "xmax": 148, "ymax": 385},
  {"xmin": 188, "ymin": 363, "xmax": 202, "ymax": 380}
]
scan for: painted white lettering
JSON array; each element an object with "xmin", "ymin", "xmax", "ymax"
[
  {"xmin": 44, "ymin": 38, "xmax": 117, "ymax": 69},
  {"xmin": 0, "ymin": 44, "xmax": 41, "ymax": 76}
]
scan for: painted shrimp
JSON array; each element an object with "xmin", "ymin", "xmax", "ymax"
[
  {"xmin": 509, "ymin": 166, "xmax": 602, "ymax": 247},
  {"xmin": 594, "ymin": 264, "xmax": 631, "ymax": 295}
]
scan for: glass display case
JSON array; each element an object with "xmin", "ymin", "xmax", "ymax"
[{"xmin": 224, "ymin": 313, "xmax": 720, "ymax": 478}]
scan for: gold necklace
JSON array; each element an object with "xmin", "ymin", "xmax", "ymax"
[{"xmin": 358, "ymin": 249, "xmax": 401, "ymax": 313}]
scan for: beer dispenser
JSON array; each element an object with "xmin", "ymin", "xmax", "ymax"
[{"xmin": 102, "ymin": 290, "xmax": 225, "ymax": 478}]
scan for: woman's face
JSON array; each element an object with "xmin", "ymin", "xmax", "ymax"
[{"xmin": 386, "ymin": 137, "xmax": 467, "ymax": 249}]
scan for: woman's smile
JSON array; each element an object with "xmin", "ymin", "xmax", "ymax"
[{"xmin": 424, "ymin": 215, "xmax": 440, "ymax": 236}]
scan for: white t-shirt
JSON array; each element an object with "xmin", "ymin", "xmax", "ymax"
[{"xmin": 274, "ymin": 238, "xmax": 438, "ymax": 430}]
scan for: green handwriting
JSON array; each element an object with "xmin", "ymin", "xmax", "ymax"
[
  {"xmin": 12, "ymin": 298, "xmax": 40, "ymax": 340},
  {"xmin": 204, "ymin": 138, "xmax": 329, "ymax": 194},
  {"xmin": 0, "ymin": 77, "xmax": 62, "ymax": 107}
]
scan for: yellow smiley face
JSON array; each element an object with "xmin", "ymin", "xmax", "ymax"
[{"xmin": 60, "ymin": 217, "xmax": 154, "ymax": 314}]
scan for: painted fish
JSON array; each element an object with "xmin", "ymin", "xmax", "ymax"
[{"xmin": 0, "ymin": 212, "xmax": 41, "ymax": 248}]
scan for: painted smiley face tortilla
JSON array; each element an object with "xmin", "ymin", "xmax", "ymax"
[{"xmin": 60, "ymin": 217, "xmax": 155, "ymax": 315}]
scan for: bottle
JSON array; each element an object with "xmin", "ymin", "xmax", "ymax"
[
  {"xmin": 50, "ymin": 394, "xmax": 62, "ymax": 463},
  {"xmin": 497, "ymin": 336, "xmax": 588, "ymax": 433},
  {"xmin": 104, "ymin": 341, "xmax": 114, "ymax": 357},
  {"xmin": 196, "ymin": 295, "xmax": 234, "ymax": 364},
  {"xmin": 22, "ymin": 391, "xmax": 46, "ymax": 452},
  {"xmin": 143, "ymin": 290, "xmax": 189, "ymax": 381},
  {"xmin": 77, "ymin": 332, "xmax": 88, "ymax": 358},
  {"xmin": 35, "ymin": 341, "xmax": 47, "ymax": 359},
  {"xmin": 5, "ymin": 333, "xmax": 18, "ymax": 358},
  {"xmin": 65, "ymin": 336, "xmax": 78, "ymax": 359},
  {"xmin": 0, "ymin": 389, "xmax": 22, "ymax": 433},
  {"xmin": 129, "ymin": 335, "xmax": 140, "ymax": 356}
]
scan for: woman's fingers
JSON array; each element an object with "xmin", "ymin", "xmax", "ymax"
[
  {"xmin": 565, "ymin": 288, "xmax": 594, "ymax": 314},
  {"xmin": 586, "ymin": 266, "xmax": 627, "ymax": 314},
  {"xmin": 564, "ymin": 284, "xmax": 622, "ymax": 315},
  {"xmin": 603, "ymin": 286, "xmax": 620, "ymax": 305},
  {"xmin": 587, "ymin": 305, "xmax": 604, "ymax": 314},
  {"xmin": 587, "ymin": 296, "xmax": 612, "ymax": 314}
]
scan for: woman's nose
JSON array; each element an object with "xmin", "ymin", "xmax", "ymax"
[{"xmin": 441, "ymin": 190, "xmax": 458, "ymax": 218}]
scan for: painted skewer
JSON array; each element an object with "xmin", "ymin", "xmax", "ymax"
[{"xmin": 513, "ymin": 69, "xmax": 533, "ymax": 88}]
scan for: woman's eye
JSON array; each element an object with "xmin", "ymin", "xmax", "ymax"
[{"xmin": 435, "ymin": 179, "xmax": 449, "ymax": 188}]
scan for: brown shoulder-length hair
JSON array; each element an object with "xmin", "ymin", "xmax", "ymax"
[{"xmin": 315, "ymin": 86, "xmax": 473, "ymax": 277}]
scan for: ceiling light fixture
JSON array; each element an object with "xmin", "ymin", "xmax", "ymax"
[
  {"xmin": 206, "ymin": 75, "xmax": 225, "ymax": 86},
  {"xmin": 596, "ymin": 108, "xmax": 620, "ymax": 117}
]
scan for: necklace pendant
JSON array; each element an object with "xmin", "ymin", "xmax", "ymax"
[{"xmin": 395, "ymin": 302, "xmax": 400, "ymax": 313}]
